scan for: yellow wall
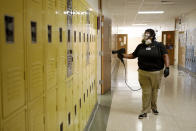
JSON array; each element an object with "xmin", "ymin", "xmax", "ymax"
[{"xmin": 0, "ymin": 0, "xmax": 98, "ymax": 131}]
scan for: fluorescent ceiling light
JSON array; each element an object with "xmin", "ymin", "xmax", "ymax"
[
  {"xmin": 132, "ymin": 24, "xmax": 147, "ymax": 26},
  {"xmin": 138, "ymin": 11, "xmax": 164, "ymax": 14}
]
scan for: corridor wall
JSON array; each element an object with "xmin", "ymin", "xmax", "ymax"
[
  {"xmin": 176, "ymin": 9, "xmax": 196, "ymax": 73},
  {"xmin": 0, "ymin": 0, "xmax": 98, "ymax": 131}
]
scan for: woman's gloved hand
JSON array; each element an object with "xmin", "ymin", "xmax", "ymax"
[
  {"xmin": 164, "ymin": 67, "xmax": 169, "ymax": 77},
  {"xmin": 117, "ymin": 53, "xmax": 123, "ymax": 60}
]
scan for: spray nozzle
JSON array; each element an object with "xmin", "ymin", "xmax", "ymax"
[{"xmin": 112, "ymin": 48, "xmax": 125, "ymax": 64}]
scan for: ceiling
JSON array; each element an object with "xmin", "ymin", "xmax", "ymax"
[{"xmin": 102, "ymin": 0, "xmax": 196, "ymax": 27}]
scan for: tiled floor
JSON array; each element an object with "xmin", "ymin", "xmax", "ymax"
[
  {"xmin": 106, "ymin": 60, "xmax": 196, "ymax": 131},
  {"xmin": 89, "ymin": 60, "xmax": 196, "ymax": 131}
]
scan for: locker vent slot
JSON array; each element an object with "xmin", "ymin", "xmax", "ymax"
[
  {"xmin": 30, "ymin": 63, "xmax": 43, "ymax": 98},
  {"xmin": 6, "ymin": 68, "xmax": 24, "ymax": 100},
  {"xmin": 47, "ymin": 58, "xmax": 56, "ymax": 87},
  {"xmin": 58, "ymin": 0, "xmax": 65, "ymax": 11},
  {"xmin": 48, "ymin": 0, "xmax": 55, "ymax": 10}
]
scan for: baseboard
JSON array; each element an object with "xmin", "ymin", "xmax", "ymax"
[
  {"xmin": 178, "ymin": 65, "xmax": 196, "ymax": 77},
  {"xmin": 83, "ymin": 101, "xmax": 99, "ymax": 131}
]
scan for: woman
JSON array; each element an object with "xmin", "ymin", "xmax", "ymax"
[{"xmin": 119, "ymin": 29, "xmax": 170, "ymax": 119}]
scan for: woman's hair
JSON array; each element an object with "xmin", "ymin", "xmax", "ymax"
[{"xmin": 145, "ymin": 29, "xmax": 156, "ymax": 41}]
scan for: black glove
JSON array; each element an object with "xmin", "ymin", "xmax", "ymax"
[
  {"xmin": 117, "ymin": 53, "xmax": 123, "ymax": 60},
  {"xmin": 164, "ymin": 67, "xmax": 169, "ymax": 77}
]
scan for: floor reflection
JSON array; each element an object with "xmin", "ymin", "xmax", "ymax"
[{"xmin": 106, "ymin": 60, "xmax": 196, "ymax": 131}]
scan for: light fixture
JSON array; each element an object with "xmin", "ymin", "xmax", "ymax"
[
  {"xmin": 132, "ymin": 24, "xmax": 147, "ymax": 26},
  {"xmin": 138, "ymin": 11, "xmax": 164, "ymax": 14}
]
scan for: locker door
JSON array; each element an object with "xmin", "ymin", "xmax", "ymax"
[
  {"xmin": 0, "ymin": 0, "xmax": 25, "ymax": 118},
  {"xmin": 44, "ymin": 0, "xmax": 57, "ymax": 91},
  {"xmin": 28, "ymin": 98, "xmax": 44, "ymax": 131},
  {"xmin": 65, "ymin": 79, "xmax": 74, "ymax": 131},
  {"xmin": 56, "ymin": 0, "xmax": 66, "ymax": 130},
  {"xmin": 26, "ymin": 0, "xmax": 44, "ymax": 102},
  {"xmin": 56, "ymin": 0, "xmax": 66, "ymax": 84},
  {"xmin": 56, "ymin": 86, "xmax": 66, "ymax": 131},
  {"xmin": 117, "ymin": 34, "xmax": 128, "ymax": 53},
  {"xmin": 3, "ymin": 111, "xmax": 26, "ymax": 131},
  {"xmin": 45, "ymin": 88, "xmax": 56, "ymax": 131},
  {"xmin": 0, "ymin": 23, "xmax": 2, "ymax": 130},
  {"xmin": 162, "ymin": 31, "xmax": 175, "ymax": 65},
  {"xmin": 0, "ymin": 68, "xmax": 2, "ymax": 131}
]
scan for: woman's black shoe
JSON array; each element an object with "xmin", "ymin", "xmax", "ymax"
[
  {"xmin": 138, "ymin": 113, "xmax": 147, "ymax": 119},
  {"xmin": 152, "ymin": 109, "xmax": 159, "ymax": 115}
]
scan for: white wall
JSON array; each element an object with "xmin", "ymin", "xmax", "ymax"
[
  {"xmin": 176, "ymin": 9, "xmax": 196, "ymax": 71},
  {"xmin": 113, "ymin": 26, "xmax": 173, "ymax": 54}
]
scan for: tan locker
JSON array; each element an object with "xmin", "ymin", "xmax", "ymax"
[
  {"xmin": 56, "ymin": 0, "xmax": 66, "ymax": 84},
  {"xmin": 28, "ymin": 97, "xmax": 44, "ymax": 131},
  {"xmin": 44, "ymin": 0, "xmax": 58, "ymax": 91},
  {"xmin": 0, "ymin": 71, "xmax": 2, "ymax": 131},
  {"xmin": 55, "ymin": 1, "xmax": 67, "ymax": 129},
  {"xmin": 56, "ymin": 86, "xmax": 66, "ymax": 131},
  {"xmin": 45, "ymin": 88, "xmax": 56, "ymax": 131},
  {"xmin": 3, "ymin": 110, "xmax": 26, "ymax": 131},
  {"xmin": 0, "ymin": 0, "xmax": 25, "ymax": 118},
  {"xmin": 65, "ymin": 78, "xmax": 74, "ymax": 131},
  {"xmin": 26, "ymin": 0, "xmax": 44, "ymax": 102}
]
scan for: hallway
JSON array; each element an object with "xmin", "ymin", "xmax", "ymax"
[
  {"xmin": 90, "ymin": 60, "xmax": 196, "ymax": 131},
  {"xmin": 1, "ymin": 0, "xmax": 196, "ymax": 131}
]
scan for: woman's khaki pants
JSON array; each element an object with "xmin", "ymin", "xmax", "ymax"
[{"xmin": 138, "ymin": 69, "xmax": 163, "ymax": 113}]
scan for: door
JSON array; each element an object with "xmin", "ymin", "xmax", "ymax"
[
  {"xmin": 101, "ymin": 16, "xmax": 111, "ymax": 94},
  {"xmin": 117, "ymin": 34, "xmax": 128, "ymax": 53},
  {"xmin": 162, "ymin": 31, "xmax": 175, "ymax": 65}
]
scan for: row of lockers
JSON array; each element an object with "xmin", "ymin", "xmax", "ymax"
[
  {"xmin": 0, "ymin": 0, "xmax": 98, "ymax": 131},
  {"xmin": 185, "ymin": 45, "xmax": 196, "ymax": 73}
]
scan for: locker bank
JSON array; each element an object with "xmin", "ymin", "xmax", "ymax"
[{"xmin": 0, "ymin": 0, "xmax": 196, "ymax": 131}]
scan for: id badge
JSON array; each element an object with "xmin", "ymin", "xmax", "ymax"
[{"xmin": 146, "ymin": 47, "xmax": 151, "ymax": 50}]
